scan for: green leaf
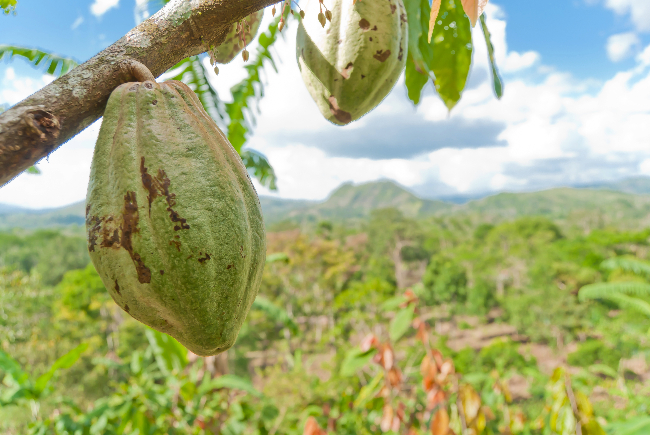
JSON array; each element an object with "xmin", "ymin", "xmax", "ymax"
[
  {"xmin": 380, "ymin": 295, "xmax": 408, "ymax": 312},
  {"xmin": 0, "ymin": 44, "xmax": 78, "ymax": 76},
  {"xmin": 212, "ymin": 374, "xmax": 262, "ymax": 397},
  {"xmin": 340, "ymin": 347, "xmax": 376, "ymax": 377},
  {"xmin": 241, "ymin": 148, "xmax": 277, "ymax": 191},
  {"xmin": 34, "ymin": 342, "xmax": 88, "ymax": 394},
  {"xmin": 579, "ymin": 282, "xmax": 650, "ymax": 317},
  {"xmin": 266, "ymin": 252, "xmax": 289, "ymax": 264},
  {"xmin": 353, "ymin": 371, "xmax": 384, "ymax": 409},
  {"xmin": 1, "ymin": 0, "xmax": 17, "ymax": 14},
  {"xmin": 606, "ymin": 416, "xmax": 650, "ymax": 435},
  {"xmin": 25, "ymin": 166, "xmax": 40, "ymax": 174},
  {"xmin": 600, "ymin": 256, "xmax": 650, "ymax": 279},
  {"xmin": 166, "ymin": 56, "xmax": 226, "ymax": 127},
  {"xmin": 479, "ymin": 13, "xmax": 503, "ymax": 99},
  {"xmin": 389, "ymin": 306, "xmax": 414, "ymax": 342},
  {"xmin": 429, "ymin": 0, "xmax": 473, "ymax": 110},
  {"xmin": 405, "ymin": 55, "xmax": 429, "ymax": 105},
  {"xmin": 251, "ymin": 295, "xmax": 299, "ymax": 334},
  {"xmin": 0, "ymin": 349, "xmax": 29, "ymax": 386},
  {"xmin": 145, "ymin": 328, "xmax": 188, "ymax": 375}
]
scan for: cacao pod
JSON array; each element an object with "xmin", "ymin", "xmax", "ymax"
[
  {"xmin": 86, "ymin": 80, "xmax": 266, "ymax": 356},
  {"xmin": 296, "ymin": 0, "xmax": 408, "ymax": 125},
  {"xmin": 213, "ymin": 10, "xmax": 264, "ymax": 64}
]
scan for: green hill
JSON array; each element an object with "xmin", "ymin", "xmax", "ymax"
[
  {"xmin": 4, "ymin": 177, "xmax": 650, "ymax": 229},
  {"xmin": 0, "ymin": 201, "xmax": 86, "ymax": 230}
]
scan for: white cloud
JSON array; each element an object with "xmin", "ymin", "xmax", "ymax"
[
  {"xmin": 71, "ymin": 16, "xmax": 84, "ymax": 30},
  {"xmin": 606, "ymin": 32, "xmax": 640, "ymax": 62},
  {"xmin": 91, "ymin": 0, "xmax": 120, "ymax": 17},
  {"xmin": 0, "ymin": 122, "xmax": 100, "ymax": 209},
  {"xmin": 0, "ymin": 68, "xmax": 54, "ymax": 106},
  {"xmin": 602, "ymin": 0, "xmax": 650, "ymax": 32},
  {"xmin": 134, "ymin": 0, "xmax": 149, "ymax": 24}
]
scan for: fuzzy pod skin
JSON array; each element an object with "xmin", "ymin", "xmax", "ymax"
[
  {"xmin": 213, "ymin": 10, "xmax": 264, "ymax": 64},
  {"xmin": 296, "ymin": 0, "xmax": 408, "ymax": 125},
  {"xmin": 86, "ymin": 80, "xmax": 266, "ymax": 356}
]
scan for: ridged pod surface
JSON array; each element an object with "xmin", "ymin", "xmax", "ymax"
[
  {"xmin": 86, "ymin": 80, "xmax": 266, "ymax": 356},
  {"xmin": 296, "ymin": 0, "xmax": 408, "ymax": 125},
  {"xmin": 213, "ymin": 10, "xmax": 264, "ymax": 64}
]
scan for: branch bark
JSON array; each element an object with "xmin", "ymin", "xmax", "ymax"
[{"xmin": 0, "ymin": 0, "xmax": 279, "ymax": 186}]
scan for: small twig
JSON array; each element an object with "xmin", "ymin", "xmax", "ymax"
[{"xmin": 564, "ymin": 372, "xmax": 583, "ymax": 435}]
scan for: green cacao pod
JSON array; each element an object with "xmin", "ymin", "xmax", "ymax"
[
  {"xmin": 296, "ymin": 0, "xmax": 408, "ymax": 125},
  {"xmin": 86, "ymin": 80, "xmax": 266, "ymax": 356},
  {"xmin": 213, "ymin": 10, "xmax": 264, "ymax": 64}
]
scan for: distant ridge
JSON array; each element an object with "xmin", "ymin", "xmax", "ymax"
[{"xmin": 3, "ymin": 176, "xmax": 650, "ymax": 229}]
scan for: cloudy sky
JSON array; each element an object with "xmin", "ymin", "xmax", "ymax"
[{"xmin": 2, "ymin": 0, "xmax": 650, "ymax": 208}]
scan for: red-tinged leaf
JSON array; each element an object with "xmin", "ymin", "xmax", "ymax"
[
  {"xmin": 421, "ymin": 355, "xmax": 433, "ymax": 377},
  {"xmin": 361, "ymin": 333, "xmax": 379, "ymax": 352},
  {"xmin": 378, "ymin": 385, "xmax": 391, "ymax": 398},
  {"xmin": 397, "ymin": 402, "xmax": 406, "ymax": 421},
  {"xmin": 438, "ymin": 359, "xmax": 454, "ymax": 380},
  {"xmin": 383, "ymin": 345, "xmax": 394, "ymax": 370},
  {"xmin": 391, "ymin": 414, "xmax": 401, "ymax": 432},
  {"xmin": 431, "ymin": 408, "xmax": 450, "ymax": 435},
  {"xmin": 460, "ymin": 0, "xmax": 478, "ymax": 26},
  {"xmin": 388, "ymin": 367, "xmax": 403, "ymax": 387},
  {"xmin": 416, "ymin": 323, "xmax": 429, "ymax": 343},
  {"xmin": 196, "ymin": 419, "xmax": 206, "ymax": 429},
  {"xmin": 428, "ymin": 0, "xmax": 442, "ymax": 42},
  {"xmin": 423, "ymin": 374, "xmax": 436, "ymax": 392},
  {"xmin": 431, "ymin": 349, "xmax": 444, "ymax": 368},
  {"xmin": 304, "ymin": 417, "xmax": 325, "ymax": 435},
  {"xmin": 381, "ymin": 404, "xmax": 394, "ymax": 432},
  {"xmin": 427, "ymin": 389, "xmax": 446, "ymax": 410}
]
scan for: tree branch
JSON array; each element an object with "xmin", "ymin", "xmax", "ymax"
[{"xmin": 0, "ymin": 0, "xmax": 279, "ymax": 186}]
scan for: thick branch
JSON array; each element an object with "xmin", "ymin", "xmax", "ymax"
[{"xmin": 0, "ymin": 0, "xmax": 279, "ymax": 186}]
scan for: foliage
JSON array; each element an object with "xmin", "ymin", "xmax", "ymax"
[
  {"xmin": 1, "ymin": 0, "xmax": 17, "ymax": 14},
  {"xmin": 0, "ymin": 45, "xmax": 77, "ymax": 75}
]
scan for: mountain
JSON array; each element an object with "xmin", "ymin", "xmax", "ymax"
[
  {"xmin": 0, "ymin": 201, "xmax": 85, "ymax": 230},
  {"xmin": 580, "ymin": 176, "xmax": 650, "ymax": 196},
  {"xmin": 457, "ymin": 188, "xmax": 650, "ymax": 225},
  {"xmin": 4, "ymin": 176, "xmax": 650, "ymax": 229}
]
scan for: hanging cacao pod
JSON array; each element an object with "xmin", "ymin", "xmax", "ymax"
[
  {"xmin": 214, "ymin": 10, "xmax": 264, "ymax": 64},
  {"xmin": 86, "ymin": 80, "xmax": 266, "ymax": 356},
  {"xmin": 296, "ymin": 0, "xmax": 408, "ymax": 125}
]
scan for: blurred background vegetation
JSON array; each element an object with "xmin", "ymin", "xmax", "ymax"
[{"xmin": 1, "ymin": 178, "xmax": 650, "ymax": 434}]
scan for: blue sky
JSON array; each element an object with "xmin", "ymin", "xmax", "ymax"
[{"xmin": 2, "ymin": 0, "xmax": 650, "ymax": 208}]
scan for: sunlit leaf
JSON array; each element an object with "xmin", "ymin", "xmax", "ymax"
[
  {"xmin": 479, "ymin": 13, "xmax": 503, "ymax": 99},
  {"xmin": 430, "ymin": 0, "xmax": 473, "ymax": 110},
  {"xmin": 0, "ymin": 44, "xmax": 78, "ymax": 76},
  {"xmin": 1, "ymin": 0, "xmax": 17, "ymax": 14},
  {"xmin": 389, "ymin": 305, "xmax": 414, "ymax": 342}
]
